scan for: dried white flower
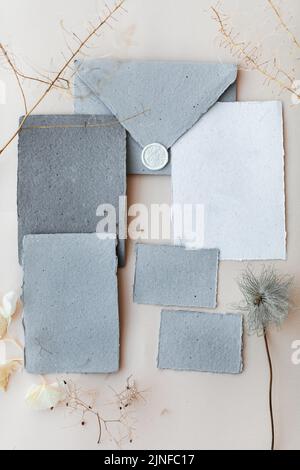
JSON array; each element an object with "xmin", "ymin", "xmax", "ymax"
[
  {"xmin": 238, "ymin": 267, "xmax": 293, "ymax": 335},
  {"xmin": 0, "ymin": 360, "xmax": 22, "ymax": 392},
  {"xmin": 0, "ymin": 291, "xmax": 19, "ymax": 339},
  {"xmin": 25, "ymin": 382, "xmax": 66, "ymax": 411}
]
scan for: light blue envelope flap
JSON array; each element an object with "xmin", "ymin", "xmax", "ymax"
[{"xmin": 74, "ymin": 60, "xmax": 237, "ymax": 175}]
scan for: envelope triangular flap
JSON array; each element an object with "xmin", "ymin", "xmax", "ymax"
[{"xmin": 76, "ymin": 59, "xmax": 237, "ymax": 149}]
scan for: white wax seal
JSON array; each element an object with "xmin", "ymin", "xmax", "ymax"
[{"xmin": 141, "ymin": 143, "xmax": 169, "ymax": 171}]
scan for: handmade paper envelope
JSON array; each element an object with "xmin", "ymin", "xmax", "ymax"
[
  {"xmin": 74, "ymin": 59, "xmax": 237, "ymax": 175},
  {"xmin": 18, "ymin": 114, "xmax": 126, "ymax": 266},
  {"xmin": 172, "ymin": 101, "xmax": 286, "ymax": 260},
  {"xmin": 23, "ymin": 234, "xmax": 119, "ymax": 374},
  {"xmin": 158, "ymin": 310, "xmax": 243, "ymax": 374}
]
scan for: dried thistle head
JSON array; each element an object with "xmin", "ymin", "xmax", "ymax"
[{"xmin": 237, "ymin": 267, "xmax": 293, "ymax": 335}]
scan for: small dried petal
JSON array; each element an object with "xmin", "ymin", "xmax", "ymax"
[
  {"xmin": 25, "ymin": 382, "xmax": 66, "ymax": 411},
  {"xmin": 0, "ymin": 315, "xmax": 8, "ymax": 339},
  {"xmin": 0, "ymin": 292, "xmax": 19, "ymax": 338},
  {"xmin": 1, "ymin": 291, "xmax": 18, "ymax": 319},
  {"xmin": 0, "ymin": 360, "xmax": 22, "ymax": 392}
]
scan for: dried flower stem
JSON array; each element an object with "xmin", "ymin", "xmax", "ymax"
[
  {"xmin": 236, "ymin": 267, "xmax": 292, "ymax": 450},
  {"xmin": 15, "ymin": 67, "xmax": 70, "ymax": 90},
  {"xmin": 0, "ymin": 47, "xmax": 70, "ymax": 93},
  {"xmin": 264, "ymin": 332, "xmax": 275, "ymax": 451},
  {"xmin": 62, "ymin": 379, "xmax": 134, "ymax": 446},
  {"xmin": 0, "ymin": 44, "xmax": 28, "ymax": 113},
  {"xmin": 112, "ymin": 376, "xmax": 146, "ymax": 410},
  {"xmin": 0, "ymin": 0, "xmax": 126, "ymax": 157},
  {"xmin": 3, "ymin": 336, "xmax": 24, "ymax": 352},
  {"xmin": 66, "ymin": 391, "xmax": 119, "ymax": 445},
  {"xmin": 20, "ymin": 109, "xmax": 150, "ymax": 131},
  {"xmin": 267, "ymin": 0, "xmax": 300, "ymax": 50},
  {"xmin": 211, "ymin": 5, "xmax": 300, "ymax": 101}
]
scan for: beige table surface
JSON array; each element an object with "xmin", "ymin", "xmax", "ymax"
[{"xmin": 0, "ymin": 0, "xmax": 300, "ymax": 450}]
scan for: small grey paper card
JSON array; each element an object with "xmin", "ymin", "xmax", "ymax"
[
  {"xmin": 158, "ymin": 310, "xmax": 243, "ymax": 374},
  {"xmin": 134, "ymin": 244, "xmax": 219, "ymax": 308}
]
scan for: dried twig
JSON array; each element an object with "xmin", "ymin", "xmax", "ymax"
[
  {"xmin": 211, "ymin": 5, "xmax": 300, "ymax": 101},
  {"xmin": 0, "ymin": 0, "xmax": 126, "ymax": 156},
  {"xmin": 0, "ymin": 44, "xmax": 28, "ymax": 114},
  {"xmin": 0, "ymin": 48, "xmax": 70, "ymax": 91},
  {"xmin": 267, "ymin": 0, "xmax": 300, "ymax": 50},
  {"xmin": 61, "ymin": 378, "xmax": 137, "ymax": 446},
  {"xmin": 113, "ymin": 376, "xmax": 147, "ymax": 410},
  {"xmin": 19, "ymin": 108, "xmax": 150, "ymax": 131}
]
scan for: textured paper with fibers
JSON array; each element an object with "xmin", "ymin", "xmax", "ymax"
[
  {"xmin": 17, "ymin": 114, "xmax": 126, "ymax": 266},
  {"xmin": 23, "ymin": 234, "xmax": 119, "ymax": 374},
  {"xmin": 134, "ymin": 244, "xmax": 219, "ymax": 309},
  {"xmin": 158, "ymin": 310, "xmax": 243, "ymax": 374},
  {"xmin": 74, "ymin": 59, "xmax": 237, "ymax": 175},
  {"xmin": 172, "ymin": 101, "xmax": 286, "ymax": 260}
]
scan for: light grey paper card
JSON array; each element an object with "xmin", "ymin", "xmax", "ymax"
[
  {"xmin": 134, "ymin": 244, "xmax": 219, "ymax": 308},
  {"xmin": 74, "ymin": 59, "xmax": 237, "ymax": 175},
  {"xmin": 158, "ymin": 310, "xmax": 243, "ymax": 374},
  {"xmin": 23, "ymin": 234, "xmax": 119, "ymax": 374},
  {"xmin": 17, "ymin": 114, "xmax": 126, "ymax": 266}
]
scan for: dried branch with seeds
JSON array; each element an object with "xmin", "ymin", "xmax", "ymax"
[
  {"xmin": 267, "ymin": 0, "xmax": 300, "ymax": 51},
  {"xmin": 61, "ymin": 377, "xmax": 144, "ymax": 446},
  {"xmin": 211, "ymin": 3, "xmax": 300, "ymax": 102},
  {"xmin": 0, "ymin": 0, "xmax": 127, "ymax": 157}
]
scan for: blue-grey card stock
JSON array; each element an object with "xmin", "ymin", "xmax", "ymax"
[
  {"xmin": 158, "ymin": 310, "xmax": 243, "ymax": 374},
  {"xmin": 134, "ymin": 244, "xmax": 219, "ymax": 308},
  {"xmin": 74, "ymin": 59, "xmax": 237, "ymax": 175},
  {"xmin": 17, "ymin": 114, "xmax": 126, "ymax": 266},
  {"xmin": 23, "ymin": 234, "xmax": 119, "ymax": 374}
]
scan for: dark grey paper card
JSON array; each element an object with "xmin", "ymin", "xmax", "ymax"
[
  {"xmin": 23, "ymin": 234, "xmax": 119, "ymax": 374},
  {"xmin": 74, "ymin": 60, "xmax": 237, "ymax": 175},
  {"xmin": 134, "ymin": 244, "xmax": 219, "ymax": 308},
  {"xmin": 158, "ymin": 310, "xmax": 243, "ymax": 374},
  {"xmin": 17, "ymin": 114, "xmax": 126, "ymax": 266}
]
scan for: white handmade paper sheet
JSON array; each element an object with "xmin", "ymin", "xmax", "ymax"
[{"xmin": 171, "ymin": 102, "xmax": 286, "ymax": 260}]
